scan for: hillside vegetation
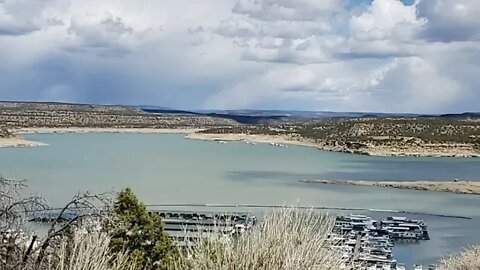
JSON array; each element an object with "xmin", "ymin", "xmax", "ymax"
[
  {"xmin": 202, "ymin": 118, "xmax": 480, "ymax": 144},
  {"xmin": 200, "ymin": 118, "xmax": 480, "ymax": 157},
  {"xmin": 0, "ymin": 128, "xmax": 12, "ymax": 138},
  {"xmin": 0, "ymin": 102, "xmax": 235, "ymax": 129}
]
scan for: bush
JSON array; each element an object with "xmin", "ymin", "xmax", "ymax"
[
  {"xmin": 0, "ymin": 128, "xmax": 12, "ymax": 138},
  {"xmin": 107, "ymin": 188, "xmax": 178, "ymax": 270}
]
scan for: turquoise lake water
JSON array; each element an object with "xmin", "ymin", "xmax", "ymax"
[{"xmin": 1, "ymin": 133, "xmax": 480, "ymax": 266}]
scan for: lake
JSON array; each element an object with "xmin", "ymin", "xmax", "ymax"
[{"xmin": 1, "ymin": 133, "xmax": 480, "ymax": 266}]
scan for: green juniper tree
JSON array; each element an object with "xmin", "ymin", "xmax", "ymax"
[
  {"xmin": 0, "ymin": 127, "xmax": 12, "ymax": 138},
  {"xmin": 108, "ymin": 188, "xmax": 177, "ymax": 269}
]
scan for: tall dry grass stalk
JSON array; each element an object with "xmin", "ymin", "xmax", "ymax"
[
  {"xmin": 174, "ymin": 207, "xmax": 345, "ymax": 270},
  {"xmin": 41, "ymin": 229, "xmax": 138, "ymax": 270},
  {"xmin": 440, "ymin": 246, "xmax": 480, "ymax": 270}
]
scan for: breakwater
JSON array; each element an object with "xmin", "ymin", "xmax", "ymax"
[{"xmin": 28, "ymin": 203, "xmax": 473, "ymax": 220}]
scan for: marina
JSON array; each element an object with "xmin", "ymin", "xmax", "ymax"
[
  {"xmin": 28, "ymin": 209, "xmax": 435, "ymax": 269},
  {"xmin": 331, "ymin": 214, "xmax": 434, "ymax": 270},
  {"xmin": 152, "ymin": 210, "xmax": 257, "ymax": 246}
]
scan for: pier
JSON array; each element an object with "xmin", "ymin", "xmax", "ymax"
[
  {"xmin": 149, "ymin": 210, "xmax": 257, "ymax": 246},
  {"xmin": 331, "ymin": 214, "xmax": 434, "ymax": 270}
]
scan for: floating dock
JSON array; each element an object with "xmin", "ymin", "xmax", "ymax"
[{"xmin": 332, "ymin": 214, "xmax": 433, "ymax": 270}]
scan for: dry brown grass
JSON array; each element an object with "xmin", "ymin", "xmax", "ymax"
[
  {"xmin": 44, "ymin": 229, "xmax": 137, "ymax": 270},
  {"xmin": 5, "ymin": 227, "xmax": 139, "ymax": 270},
  {"xmin": 173, "ymin": 207, "xmax": 345, "ymax": 270},
  {"xmin": 2, "ymin": 205, "xmax": 347, "ymax": 270},
  {"xmin": 440, "ymin": 246, "xmax": 480, "ymax": 270}
]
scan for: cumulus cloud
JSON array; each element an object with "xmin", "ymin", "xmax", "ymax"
[
  {"xmin": 0, "ymin": 0, "xmax": 64, "ymax": 35},
  {"xmin": 213, "ymin": 0, "xmax": 346, "ymax": 64},
  {"xmin": 232, "ymin": 0, "xmax": 344, "ymax": 21},
  {"xmin": 417, "ymin": 0, "xmax": 480, "ymax": 42},
  {"xmin": 349, "ymin": 57, "xmax": 463, "ymax": 113},
  {"xmin": 349, "ymin": 0, "xmax": 424, "ymax": 41},
  {"xmin": 65, "ymin": 15, "xmax": 138, "ymax": 56},
  {"xmin": 0, "ymin": 0, "xmax": 478, "ymax": 113}
]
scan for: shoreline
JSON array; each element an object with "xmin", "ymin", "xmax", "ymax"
[
  {"xmin": 0, "ymin": 137, "xmax": 48, "ymax": 148},
  {"xmin": 1, "ymin": 127, "xmax": 202, "ymax": 148},
  {"xmin": 186, "ymin": 132, "xmax": 480, "ymax": 158},
  {"xmin": 301, "ymin": 179, "xmax": 480, "ymax": 195},
  {"xmin": 16, "ymin": 127, "xmax": 202, "ymax": 135},
  {"xmin": 3, "ymin": 128, "xmax": 480, "ymax": 158},
  {"xmin": 185, "ymin": 132, "xmax": 319, "ymax": 148}
]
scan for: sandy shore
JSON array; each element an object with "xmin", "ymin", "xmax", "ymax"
[
  {"xmin": 17, "ymin": 127, "xmax": 201, "ymax": 135},
  {"xmin": 186, "ymin": 132, "xmax": 318, "ymax": 148},
  {"xmin": 0, "ymin": 127, "xmax": 202, "ymax": 148},
  {"xmin": 0, "ymin": 137, "xmax": 47, "ymax": 148},
  {"xmin": 301, "ymin": 179, "xmax": 480, "ymax": 195},
  {"xmin": 5, "ymin": 128, "xmax": 480, "ymax": 157},
  {"xmin": 187, "ymin": 133, "xmax": 480, "ymax": 158}
]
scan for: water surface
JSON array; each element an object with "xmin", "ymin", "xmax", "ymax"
[{"xmin": 1, "ymin": 133, "xmax": 480, "ymax": 266}]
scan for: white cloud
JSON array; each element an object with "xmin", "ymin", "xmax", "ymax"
[
  {"xmin": 0, "ymin": 0, "xmax": 478, "ymax": 113},
  {"xmin": 65, "ymin": 15, "xmax": 140, "ymax": 56},
  {"xmin": 213, "ymin": 0, "xmax": 346, "ymax": 64},
  {"xmin": 351, "ymin": 57, "xmax": 463, "ymax": 113},
  {"xmin": 418, "ymin": 0, "xmax": 480, "ymax": 42},
  {"xmin": 349, "ymin": 0, "xmax": 424, "ymax": 41},
  {"xmin": 232, "ymin": 0, "xmax": 344, "ymax": 21},
  {"xmin": 0, "ymin": 0, "xmax": 64, "ymax": 35}
]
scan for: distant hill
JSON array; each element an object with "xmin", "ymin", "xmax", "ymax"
[
  {"xmin": 417, "ymin": 112, "xmax": 480, "ymax": 119},
  {"xmin": 3, "ymin": 101, "xmax": 478, "ymax": 124},
  {"xmin": 439, "ymin": 112, "xmax": 480, "ymax": 119},
  {"xmin": 140, "ymin": 108, "xmax": 284, "ymax": 125},
  {"xmin": 193, "ymin": 109, "xmax": 423, "ymax": 119},
  {"xmin": 140, "ymin": 107, "xmax": 424, "ymax": 124}
]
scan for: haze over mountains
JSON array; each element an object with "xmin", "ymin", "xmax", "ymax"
[
  {"xmin": 2, "ymin": 101, "xmax": 479, "ymax": 126},
  {"xmin": 139, "ymin": 105, "xmax": 480, "ymax": 120}
]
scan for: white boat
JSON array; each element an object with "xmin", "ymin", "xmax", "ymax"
[
  {"xmin": 396, "ymin": 263, "xmax": 406, "ymax": 270},
  {"xmin": 269, "ymin": 142, "xmax": 287, "ymax": 148},
  {"xmin": 414, "ymin": 264, "xmax": 423, "ymax": 270}
]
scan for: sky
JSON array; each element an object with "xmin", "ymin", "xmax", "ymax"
[{"xmin": 0, "ymin": 0, "xmax": 479, "ymax": 113}]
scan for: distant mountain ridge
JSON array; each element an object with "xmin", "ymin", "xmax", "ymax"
[
  {"xmin": 432, "ymin": 112, "xmax": 480, "ymax": 118},
  {"xmin": 2, "ymin": 101, "xmax": 479, "ymax": 122},
  {"xmin": 139, "ymin": 106, "xmax": 422, "ymax": 123},
  {"xmin": 140, "ymin": 108, "xmax": 283, "ymax": 125}
]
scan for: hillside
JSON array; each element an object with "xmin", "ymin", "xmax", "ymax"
[
  {"xmin": 0, "ymin": 101, "xmax": 236, "ymax": 129},
  {"xmin": 199, "ymin": 118, "xmax": 480, "ymax": 157},
  {"xmin": 2, "ymin": 102, "xmax": 479, "ymax": 157}
]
